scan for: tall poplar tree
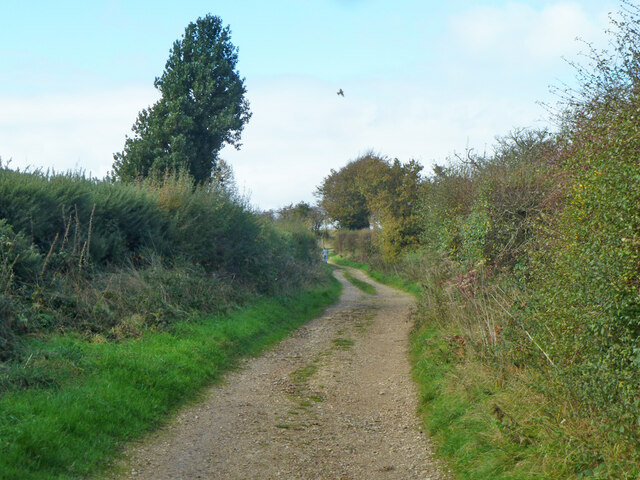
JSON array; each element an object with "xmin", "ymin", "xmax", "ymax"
[{"xmin": 112, "ymin": 14, "xmax": 251, "ymax": 184}]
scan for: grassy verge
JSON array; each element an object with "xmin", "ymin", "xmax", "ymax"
[
  {"xmin": 330, "ymin": 254, "xmax": 421, "ymax": 296},
  {"xmin": 334, "ymin": 257, "xmax": 590, "ymax": 479},
  {"xmin": 342, "ymin": 269, "xmax": 377, "ymax": 295},
  {"xmin": 410, "ymin": 322, "xmax": 547, "ymax": 479},
  {"xmin": 0, "ymin": 273, "xmax": 341, "ymax": 480},
  {"xmin": 411, "ymin": 311, "xmax": 640, "ymax": 479}
]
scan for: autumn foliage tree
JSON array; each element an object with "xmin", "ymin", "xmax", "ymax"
[
  {"xmin": 315, "ymin": 159, "xmax": 373, "ymax": 230},
  {"xmin": 111, "ymin": 15, "xmax": 251, "ymax": 184},
  {"xmin": 316, "ymin": 153, "xmax": 423, "ymax": 260}
]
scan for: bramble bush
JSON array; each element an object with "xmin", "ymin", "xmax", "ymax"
[{"xmin": 523, "ymin": 9, "xmax": 640, "ymax": 441}]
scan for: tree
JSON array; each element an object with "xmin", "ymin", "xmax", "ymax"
[
  {"xmin": 316, "ymin": 154, "xmax": 389, "ymax": 230},
  {"xmin": 276, "ymin": 202, "xmax": 326, "ymax": 238},
  {"xmin": 316, "ymin": 153, "xmax": 424, "ymax": 259},
  {"xmin": 374, "ymin": 158, "xmax": 424, "ymax": 258},
  {"xmin": 111, "ymin": 14, "xmax": 251, "ymax": 184}
]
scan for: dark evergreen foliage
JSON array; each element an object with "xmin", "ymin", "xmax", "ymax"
[{"xmin": 111, "ymin": 15, "xmax": 251, "ymax": 184}]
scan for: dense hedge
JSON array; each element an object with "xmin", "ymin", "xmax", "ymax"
[
  {"xmin": 0, "ymin": 169, "xmax": 172, "ymax": 265},
  {"xmin": 333, "ymin": 5, "xmax": 640, "ymax": 474},
  {"xmin": 0, "ymin": 169, "xmax": 321, "ymax": 358},
  {"xmin": 525, "ymin": 57, "xmax": 640, "ymax": 439}
]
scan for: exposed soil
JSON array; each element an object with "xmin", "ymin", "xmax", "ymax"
[{"xmin": 111, "ymin": 267, "xmax": 448, "ymax": 479}]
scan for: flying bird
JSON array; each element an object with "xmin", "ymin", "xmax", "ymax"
[{"xmin": 337, "ymin": 89, "xmax": 344, "ymax": 97}]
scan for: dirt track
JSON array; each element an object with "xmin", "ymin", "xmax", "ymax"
[{"xmin": 112, "ymin": 267, "xmax": 447, "ymax": 479}]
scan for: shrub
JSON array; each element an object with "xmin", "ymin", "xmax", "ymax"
[
  {"xmin": 0, "ymin": 168, "xmax": 173, "ymax": 265},
  {"xmin": 334, "ymin": 229, "xmax": 378, "ymax": 264},
  {"xmin": 0, "ymin": 220, "xmax": 44, "ymax": 358},
  {"xmin": 0, "ymin": 167, "xmax": 324, "ymax": 358},
  {"xmin": 517, "ymin": 4, "xmax": 640, "ymax": 441}
]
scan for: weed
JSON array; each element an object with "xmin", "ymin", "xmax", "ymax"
[
  {"xmin": 290, "ymin": 364, "xmax": 319, "ymax": 385},
  {"xmin": 342, "ymin": 270, "xmax": 377, "ymax": 295},
  {"xmin": 332, "ymin": 338, "xmax": 355, "ymax": 349}
]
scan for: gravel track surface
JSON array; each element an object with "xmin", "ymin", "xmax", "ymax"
[{"xmin": 112, "ymin": 267, "xmax": 448, "ymax": 479}]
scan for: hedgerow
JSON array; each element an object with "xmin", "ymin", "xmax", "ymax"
[
  {"xmin": 332, "ymin": 4, "xmax": 640, "ymax": 476},
  {"xmin": 0, "ymin": 167, "xmax": 322, "ymax": 358}
]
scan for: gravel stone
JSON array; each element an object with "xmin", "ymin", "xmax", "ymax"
[{"xmin": 111, "ymin": 267, "xmax": 450, "ymax": 480}]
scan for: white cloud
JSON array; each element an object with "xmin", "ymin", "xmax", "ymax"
[
  {"xmin": 223, "ymin": 76, "xmax": 547, "ymax": 210},
  {"xmin": 450, "ymin": 2, "xmax": 607, "ymax": 63},
  {"xmin": 0, "ymin": 76, "xmax": 552, "ymax": 212},
  {"xmin": 0, "ymin": 87, "xmax": 159, "ymax": 176}
]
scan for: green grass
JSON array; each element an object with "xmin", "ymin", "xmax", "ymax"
[
  {"xmin": 342, "ymin": 270, "xmax": 377, "ymax": 295},
  {"xmin": 290, "ymin": 363, "xmax": 320, "ymax": 385},
  {"xmin": 332, "ymin": 338, "xmax": 355, "ymax": 349},
  {"xmin": 409, "ymin": 324, "xmax": 529, "ymax": 480},
  {"xmin": 330, "ymin": 255, "xmax": 421, "ymax": 296},
  {"xmin": 0, "ymin": 275, "xmax": 341, "ymax": 480},
  {"xmin": 409, "ymin": 310, "xmax": 639, "ymax": 479}
]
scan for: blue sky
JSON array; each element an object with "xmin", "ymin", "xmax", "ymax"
[{"xmin": 0, "ymin": 0, "xmax": 617, "ymax": 209}]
